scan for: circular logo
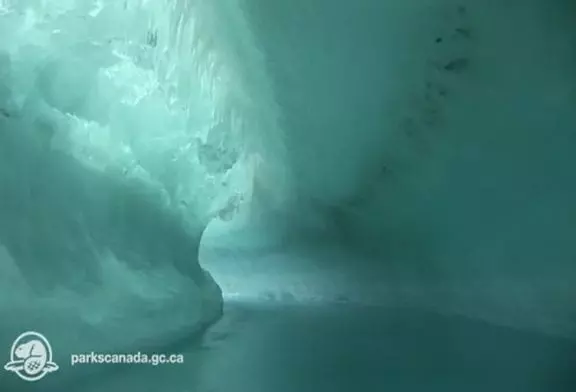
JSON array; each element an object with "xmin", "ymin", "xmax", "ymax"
[{"xmin": 4, "ymin": 331, "xmax": 59, "ymax": 382}]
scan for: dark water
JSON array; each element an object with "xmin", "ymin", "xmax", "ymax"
[{"xmin": 7, "ymin": 302, "xmax": 576, "ymax": 392}]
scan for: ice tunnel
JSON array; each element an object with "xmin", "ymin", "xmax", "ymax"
[{"xmin": 1, "ymin": 0, "xmax": 576, "ymax": 391}]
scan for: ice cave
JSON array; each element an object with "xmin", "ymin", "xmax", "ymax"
[{"xmin": 0, "ymin": 0, "xmax": 575, "ymax": 391}]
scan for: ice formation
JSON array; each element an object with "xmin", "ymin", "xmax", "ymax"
[
  {"xmin": 206, "ymin": 0, "xmax": 576, "ymax": 338},
  {"xmin": 0, "ymin": 0, "xmax": 288, "ymax": 354}
]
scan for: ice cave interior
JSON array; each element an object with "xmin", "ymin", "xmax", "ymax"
[{"xmin": 1, "ymin": 1, "xmax": 576, "ymax": 391}]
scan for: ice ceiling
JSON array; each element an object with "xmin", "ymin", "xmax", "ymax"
[{"xmin": 0, "ymin": 0, "xmax": 290, "ymax": 223}]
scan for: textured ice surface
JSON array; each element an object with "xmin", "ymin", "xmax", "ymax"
[
  {"xmin": 231, "ymin": 0, "xmax": 576, "ymax": 339},
  {"xmin": 0, "ymin": 0, "xmax": 287, "ymax": 357}
]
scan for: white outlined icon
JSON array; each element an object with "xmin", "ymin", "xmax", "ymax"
[{"xmin": 4, "ymin": 331, "xmax": 59, "ymax": 381}]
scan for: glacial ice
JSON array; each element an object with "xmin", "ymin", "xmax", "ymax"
[
  {"xmin": 209, "ymin": 0, "xmax": 576, "ymax": 339},
  {"xmin": 0, "ymin": 0, "xmax": 287, "ymax": 356},
  {"xmin": 1, "ymin": 0, "xmax": 575, "ymax": 373}
]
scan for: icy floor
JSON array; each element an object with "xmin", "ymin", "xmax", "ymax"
[
  {"xmin": 7, "ymin": 302, "xmax": 576, "ymax": 392},
  {"xmin": 201, "ymin": 219, "xmax": 576, "ymax": 340},
  {"xmin": 3, "ymin": 220, "xmax": 575, "ymax": 391}
]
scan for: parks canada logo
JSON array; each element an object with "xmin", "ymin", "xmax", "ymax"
[{"xmin": 4, "ymin": 331, "xmax": 59, "ymax": 382}]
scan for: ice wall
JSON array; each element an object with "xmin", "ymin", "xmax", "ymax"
[
  {"xmin": 0, "ymin": 0, "xmax": 286, "ymax": 360},
  {"xmin": 241, "ymin": 0, "xmax": 576, "ymax": 337}
]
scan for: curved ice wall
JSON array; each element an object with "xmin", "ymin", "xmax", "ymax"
[
  {"xmin": 0, "ymin": 0, "xmax": 288, "ymax": 357},
  {"xmin": 227, "ymin": 0, "xmax": 576, "ymax": 338}
]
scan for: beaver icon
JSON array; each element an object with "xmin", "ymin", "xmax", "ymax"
[
  {"xmin": 4, "ymin": 332, "xmax": 59, "ymax": 381},
  {"xmin": 15, "ymin": 340, "xmax": 48, "ymax": 376}
]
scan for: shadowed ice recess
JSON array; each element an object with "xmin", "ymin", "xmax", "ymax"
[{"xmin": 1, "ymin": 0, "xmax": 576, "ymax": 391}]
